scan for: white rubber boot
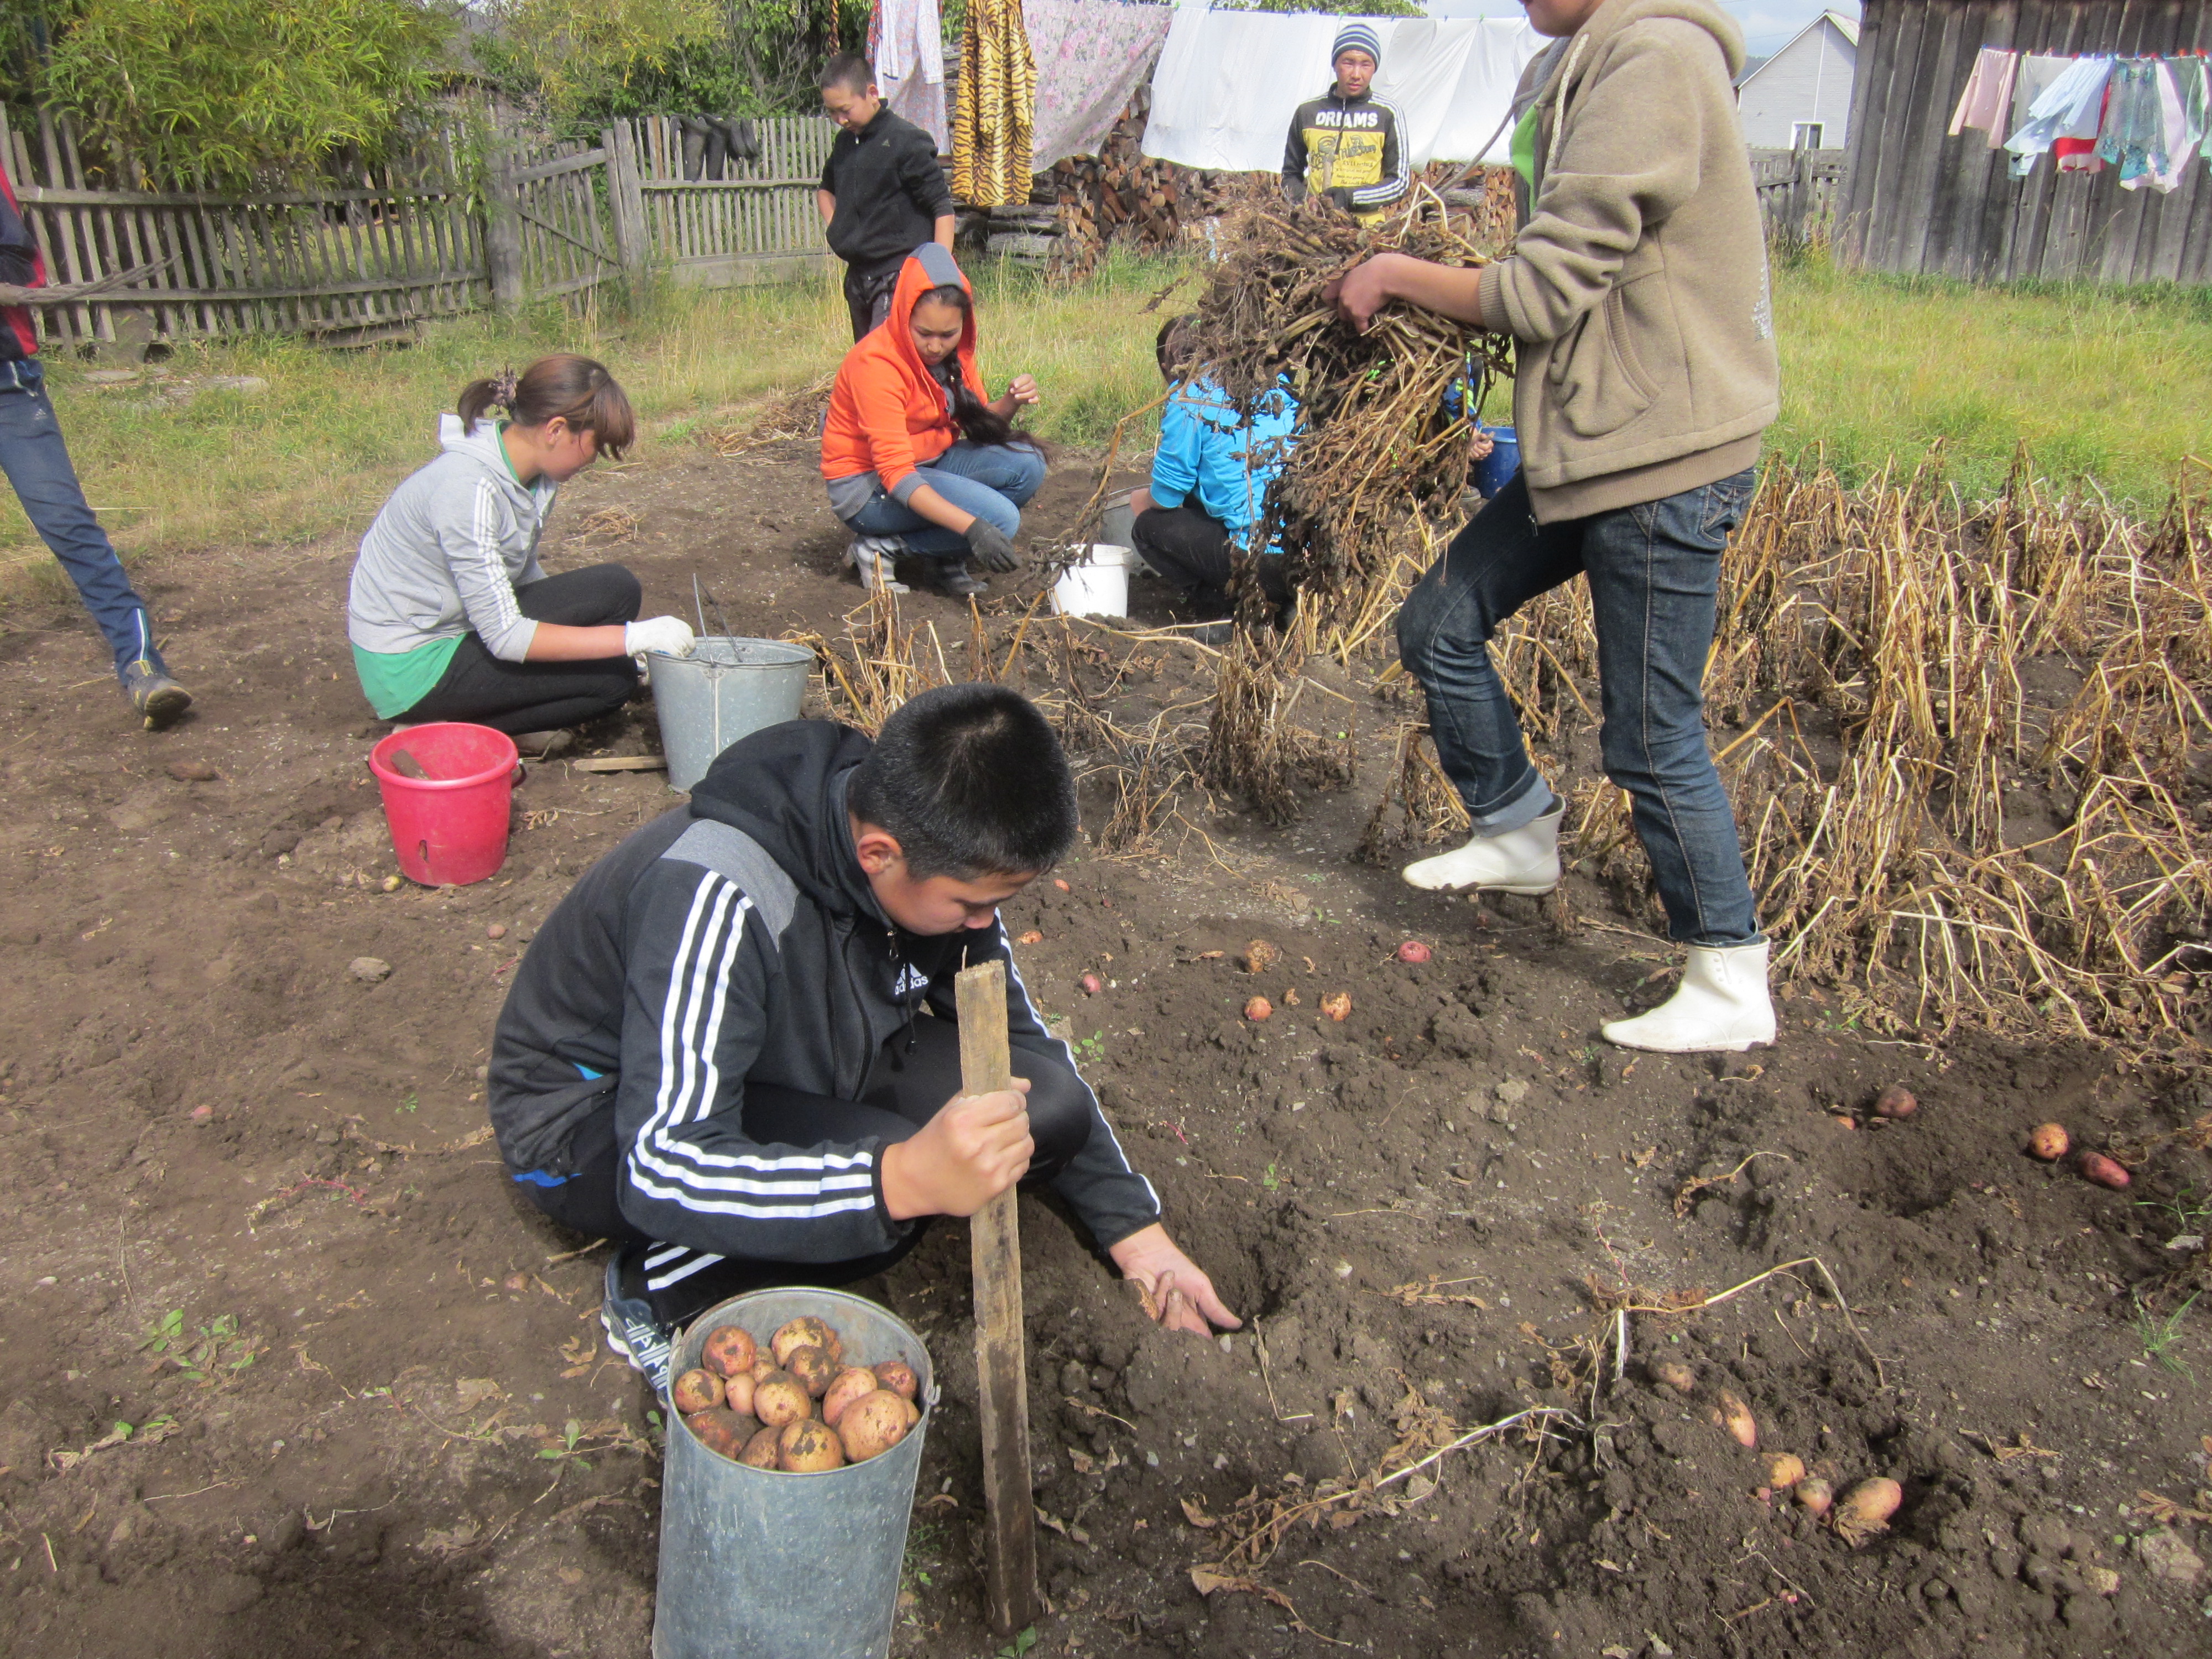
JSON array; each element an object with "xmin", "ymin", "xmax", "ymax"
[
  {"xmin": 1401, "ymin": 804, "xmax": 1563, "ymax": 895},
  {"xmin": 848, "ymin": 536, "xmax": 910, "ymax": 594},
  {"xmin": 1601, "ymin": 940, "xmax": 1776, "ymax": 1053}
]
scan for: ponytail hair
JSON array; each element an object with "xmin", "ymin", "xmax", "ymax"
[
  {"xmin": 916, "ymin": 284, "xmax": 1041, "ymax": 455},
  {"xmin": 457, "ymin": 353, "xmax": 637, "ymax": 460}
]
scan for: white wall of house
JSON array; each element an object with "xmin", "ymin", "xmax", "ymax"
[{"xmin": 1738, "ymin": 12, "xmax": 1858, "ymax": 148}]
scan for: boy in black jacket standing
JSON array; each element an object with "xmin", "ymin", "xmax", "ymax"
[
  {"xmin": 491, "ymin": 685, "xmax": 1236, "ymax": 1389},
  {"xmin": 817, "ymin": 53, "xmax": 957, "ymax": 341}
]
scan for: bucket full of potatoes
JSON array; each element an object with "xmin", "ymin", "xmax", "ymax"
[{"xmin": 652, "ymin": 1287, "xmax": 935, "ymax": 1659}]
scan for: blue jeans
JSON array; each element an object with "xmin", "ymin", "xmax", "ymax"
[
  {"xmin": 1396, "ymin": 467, "xmax": 1762, "ymax": 946},
  {"xmin": 841, "ymin": 441, "xmax": 1046, "ymax": 559},
  {"xmin": 0, "ymin": 362, "xmax": 166, "ymax": 679}
]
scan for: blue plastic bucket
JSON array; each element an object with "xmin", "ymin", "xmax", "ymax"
[{"xmin": 1471, "ymin": 425, "xmax": 1521, "ymax": 499}]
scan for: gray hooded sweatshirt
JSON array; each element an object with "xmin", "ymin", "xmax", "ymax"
[{"xmin": 348, "ymin": 414, "xmax": 557, "ymax": 674}]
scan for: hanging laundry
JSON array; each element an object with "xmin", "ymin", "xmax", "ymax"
[
  {"xmin": 1024, "ymin": 0, "xmax": 1175, "ymax": 170},
  {"xmin": 952, "ymin": 0, "xmax": 1038, "ymax": 207},
  {"xmin": 2128, "ymin": 59, "xmax": 2200, "ymax": 191},
  {"xmin": 2005, "ymin": 55, "xmax": 2114, "ymax": 177},
  {"xmin": 873, "ymin": 0, "xmax": 950, "ymax": 153},
  {"xmin": 1949, "ymin": 46, "xmax": 2020, "ymax": 147},
  {"xmin": 2097, "ymin": 59, "xmax": 2166, "ymax": 184}
]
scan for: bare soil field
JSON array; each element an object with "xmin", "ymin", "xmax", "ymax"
[{"xmin": 2, "ymin": 438, "xmax": 2209, "ymax": 1659}]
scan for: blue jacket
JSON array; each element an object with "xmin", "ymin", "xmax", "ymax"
[{"xmin": 1149, "ymin": 378, "xmax": 1298, "ymax": 549}]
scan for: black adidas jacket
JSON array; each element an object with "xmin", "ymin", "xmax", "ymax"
[
  {"xmin": 488, "ymin": 718, "xmax": 1159, "ymax": 1262},
  {"xmin": 820, "ymin": 108, "xmax": 954, "ymax": 273}
]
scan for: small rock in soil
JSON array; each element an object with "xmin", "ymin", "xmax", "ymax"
[
  {"xmin": 348, "ymin": 957, "xmax": 393, "ymax": 984},
  {"xmin": 1494, "ymin": 1077, "xmax": 1530, "ymax": 1106},
  {"xmin": 165, "ymin": 760, "xmax": 219, "ymax": 782},
  {"xmin": 2135, "ymin": 1526, "xmax": 2205, "ymax": 1585},
  {"xmin": 262, "ymin": 830, "xmax": 301, "ymax": 858}
]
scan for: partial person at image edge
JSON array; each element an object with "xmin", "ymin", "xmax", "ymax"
[
  {"xmin": 0, "ymin": 158, "xmax": 191, "ymax": 730},
  {"xmin": 487, "ymin": 685, "xmax": 1239, "ymax": 1387},
  {"xmin": 1329, "ymin": 0, "xmax": 1781, "ymax": 1055},
  {"xmin": 346, "ymin": 355, "xmax": 697, "ymax": 754},
  {"xmin": 817, "ymin": 52, "xmax": 957, "ymax": 343}
]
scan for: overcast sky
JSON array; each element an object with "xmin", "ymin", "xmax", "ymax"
[{"xmin": 1418, "ymin": 0, "xmax": 1861, "ymax": 54}]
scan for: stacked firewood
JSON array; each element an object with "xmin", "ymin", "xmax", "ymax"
[{"xmin": 1045, "ymin": 82, "xmax": 1189, "ymax": 273}]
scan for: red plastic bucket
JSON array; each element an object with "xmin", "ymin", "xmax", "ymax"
[{"xmin": 367, "ymin": 723, "xmax": 519, "ymax": 886}]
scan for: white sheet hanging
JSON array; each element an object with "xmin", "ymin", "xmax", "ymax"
[
  {"xmin": 875, "ymin": 0, "xmax": 950, "ymax": 153},
  {"xmin": 1142, "ymin": 11, "xmax": 1542, "ymax": 173}
]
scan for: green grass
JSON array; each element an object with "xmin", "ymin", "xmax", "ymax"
[{"xmin": 4, "ymin": 247, "xmax": 2208, "ymax": 585}]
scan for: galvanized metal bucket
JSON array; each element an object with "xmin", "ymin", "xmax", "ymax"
[
  {"xmin": 652, "ymin": 1287, "xmax": 937, "ymax": 1659},
  {"xmin": 647, "ymin": 637, "xmax": 815, "ymax": 794}
]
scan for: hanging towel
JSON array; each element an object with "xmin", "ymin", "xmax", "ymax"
[
  {"xmin": 2098, "ymin": 59, "xmax": 2165, "ymax": 183},
  {"xmin": 2010, "ymin": 54, "xmax": 2073, "ymax": 134},
  {"xmin": 2136, "ymin": 59, "xmax": 2202, "ymax": 191},
  {"xmin": 952, "ymin": 0, "xmax": 1037, "ymax": 207},
  {"xmin": 1024, "ymin": 0, "xmax": 1176, "ymax": 169},
  {"xmin": 1949, "ymin": 47, "xmax": 2020, "ymax": 147},
  {"xmin": 2005, "ymin": 55, "xmax": 2114, "ymax": 177},
  {"xmin": 874, "ymin": 0, "xmax": 950, "ymax": 153}
]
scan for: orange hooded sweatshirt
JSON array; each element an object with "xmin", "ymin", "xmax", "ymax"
[{"xmin": 820, "ymin": 244, "xmax": 989, "ymax": 506}]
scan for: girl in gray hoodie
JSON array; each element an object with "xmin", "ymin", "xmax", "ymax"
[{"xmin": 347, "ymin": 354, "xmax": 695, "ymax": 749}]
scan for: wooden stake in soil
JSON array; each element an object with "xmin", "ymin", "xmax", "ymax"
[{"xmin": 954, "ymin": 959, "xmax": 1040, "ymax": 1637}]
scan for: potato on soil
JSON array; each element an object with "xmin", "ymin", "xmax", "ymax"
[
  {"xmin": 875, "ymin": 1360, "xmax": 919, "ymax": 1401},
  {"xmin": 670, "ymin": 1367, "xmax": 724, "ymax": 1415},
  {"xmin": 1244, "ymin": 995, "xmax": 1272, "ymax": 1022},
  {"xmin": 1319, "ymin": 991, "xmax": 1352, "ymax": 1021},
  {"xmin": 2026, "ymin": 1122, "xmax": 2070, "ymax": 1161},
  {"xmin": 2078, "ymin": 1151, "xmax": 2131, "ymax": 1189},
  {"xmin": 1243, "ymin": 939, "xmax": 1280, "ymax": 974},
  {"xmin": 723, "ymin": 1369, "xmax": 757, "ymax": 1417},
  {"xmin": 739, "ymin": 1425, "xmax": 783, "ymax": 1468},
  {"xmin": 1793, "ymin": 1477, "xmax": 1834, "ymax": 1517},
  {"xmin": 1872, "ymin": 1084, "xmax": 1917, "ymax": 1119},
  {"xmin": 701, "ymin": 1325, "xmax": 757, "ymax": 1378},
  {"xmin": 771, "ymin": 1316, "xmax": 841, "ymax": 1368},
  {"xmin": 1395, "ymin": 940, "xmax": 1431, "ymax": 963},
  {"xmin": 1831, "ymin": 1477, "xmax": 1902, "ymax": 1545},
  {"xmin": 822, "ymin": 1366, "xmax": 880, "ymax": 1427},
  {"xmin": 753, "ymin": 1371, "xmax": 812, "ymax": 1428},
  {"xmin": 779, "ymin": 1418, "xmax": 847, "ymax": 1473},
  {"xmin": 684, "ymin": 1408, "xmax": 750, "ymax": 1460},
  {"xmin": 1713, "ymin": 1390, "xmax": 1757, "ymax": 1448},
  {"xmin": 838, "ymin": 1390, "xmax": 914, "ymax": 1462},
  {"xmin": 785, "ymin": 1343, "xmax": 837, "ymax": 1398},
  {"xmin": 1649, "ymin": 1359, "xmax": 1695, "ymax": 1395},
  {"xmin": 1759, "ymin": 1453, "xmax": 1806, "ymax": 1490}
]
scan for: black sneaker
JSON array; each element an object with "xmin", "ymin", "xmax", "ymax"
[
  {"xmin": 601, "ymin": 1246, "xmax": 674, "ymax": 1396},
  {"xmin": 121, "ymin": 660, "xmax": 191, "ymax": 731},
  {"xmin": 933, "ymin": 562, "xmax": 989, "ymax": 599}
]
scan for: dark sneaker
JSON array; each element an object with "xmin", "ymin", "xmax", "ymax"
[
  {"xmin": 601, "ymin": 1246, "xmax": 674, "ymax": 1395},
  {"xmin": 933, "ymin": 562, "xmax": 988, "ymax": 599},
  {"xmin": 121, "ymin": 660, "xmax": 191, "ymax": 731}
]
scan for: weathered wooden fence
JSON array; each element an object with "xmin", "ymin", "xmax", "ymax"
[
  {"xmin": 1751, "ymin": 147, "xmax": 1847, "ymax": 248},
  {"xmin": 624, "ymin": 114, "xmax": 839, "ymax": 289},
  {"xmin": 1, "ymin": 106, "xmax": 838, "ymax": 348}
]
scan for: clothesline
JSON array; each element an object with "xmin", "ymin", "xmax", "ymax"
[{"xmin": 1950, "ymin": 46, "xmax": 2212, "ymax": 191}]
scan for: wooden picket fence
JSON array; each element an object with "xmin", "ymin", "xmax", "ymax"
[
  {"xmin": 1751, "ymin": 146, "xmax": 1846, "ymax": 251},
  {"xmin": 0, "ymin": 105, "xmax": 839, "ymax": 348}
]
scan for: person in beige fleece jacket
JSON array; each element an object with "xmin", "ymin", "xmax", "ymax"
[{"xmin": 1329, "ymin": 0, "xmax": 1780, "ymax": 1055}]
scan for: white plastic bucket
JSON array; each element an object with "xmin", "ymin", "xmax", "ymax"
[
  {"xmin": 1052, "ymin": 544, "xmax": 1134, "ymax": 619},
  {"xmin": 648, "ymin": 637, "xmax": 815, "ymax": 793}
]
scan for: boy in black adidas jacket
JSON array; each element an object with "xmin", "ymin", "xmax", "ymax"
[{"xmin": 491, "ymin": 684, "xmax": 1234, "ymax": 1384}]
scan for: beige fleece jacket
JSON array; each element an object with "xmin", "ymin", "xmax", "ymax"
[{"xmin": 1475, "ymin": 0, "xmax": 1780, "ymax": 523}]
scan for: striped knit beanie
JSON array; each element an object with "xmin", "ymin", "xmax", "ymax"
[{"xmin": 1332, "ymin": 22, "xmax": 1382, "ymax": 67}]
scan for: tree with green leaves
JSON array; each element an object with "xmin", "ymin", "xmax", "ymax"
[{"xmin": 33, "ymin": 0, "xmax": 455, "ymax": 187}]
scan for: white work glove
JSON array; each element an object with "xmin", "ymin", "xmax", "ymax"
[{"xmin": 624, "ymin": 616, "xmax": 696, "ymax": 659}]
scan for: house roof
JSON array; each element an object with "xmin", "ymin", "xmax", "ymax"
[{"xmin": 1735, "ymin": 10, "xmax": 1860, "ymax": 88}]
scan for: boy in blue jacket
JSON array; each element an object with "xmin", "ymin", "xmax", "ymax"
[
  {"xmin": 490, "ymin": 684, "xmax": 1236, "ymax": 1389},
  {"xmin": 1129, "ymin": 317, "xmax": 1300, "ymax": 637}
]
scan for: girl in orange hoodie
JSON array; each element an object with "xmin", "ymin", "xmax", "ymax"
[{"xmin": 820, "ymin": 244, "xmax": 1045, "ymax": 596}]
